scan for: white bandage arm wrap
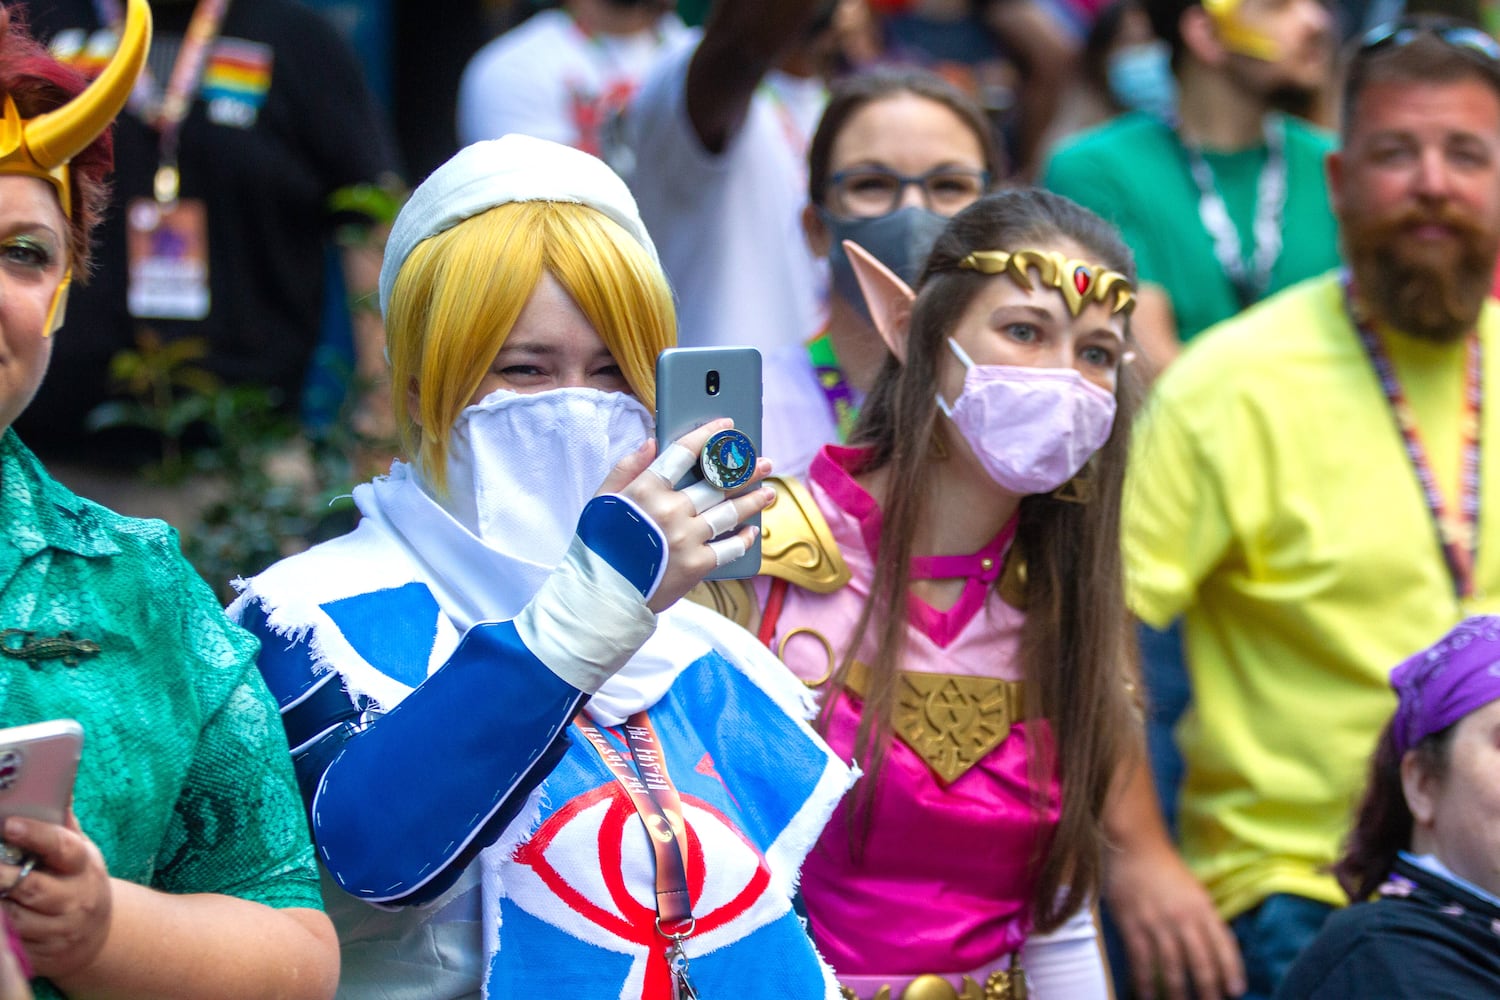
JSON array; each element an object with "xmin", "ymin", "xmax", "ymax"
[{"xmin": 514, "ymin": 494, "xmax": 665, "ymax": 694}]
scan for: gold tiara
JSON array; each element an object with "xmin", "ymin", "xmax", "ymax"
[
  {"xmin": 0, "ymin": 0, "xmax": 152, "ymax": 219},
  {"xmin": 957, "ymin": 249, "xmax": 1136, "ymax": 317}
]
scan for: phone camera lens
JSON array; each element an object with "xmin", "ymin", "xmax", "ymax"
[{"xmin": 706, "ymin": 370, "xmax": 720, "ymax": 396}]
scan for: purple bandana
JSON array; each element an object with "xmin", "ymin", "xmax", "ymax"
[{"xmin": 1391, "ymin": 615, "xmax": 1500, "ymax": 756}]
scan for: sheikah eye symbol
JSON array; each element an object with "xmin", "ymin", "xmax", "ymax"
[
  {"xmin": 0, "ymin": 750, "xmax": 23, "ymax": 792},
  {"xmin": 513, "ymin": 786, "xmax": 773, "ymax": 946}
]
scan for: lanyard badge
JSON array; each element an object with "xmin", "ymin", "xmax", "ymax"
[
  {"xmin": 100, "ymin": 0, "xmax": 231, "ymax": 320},
  {"xmin": 577, "ymin": 713, "xmax": 703, "ymax": 998},
  {"xmin": 666, "ymin": 935, "xmax": 701, "ymax": 1000}
]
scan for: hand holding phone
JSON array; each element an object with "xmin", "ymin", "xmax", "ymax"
[
  {"xmin": 0, "ymin": 720, "xmax": 82, "ymax": 866},
  {"xmin": 655, "ymin": 347, "xmax": 764, "ymax": 580}
]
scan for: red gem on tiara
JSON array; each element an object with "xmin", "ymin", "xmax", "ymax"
[{"xmin": 1073, "ymin": 266, "xmax": 1091, "ymax": 294}]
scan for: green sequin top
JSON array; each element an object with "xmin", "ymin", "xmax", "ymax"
[{"xmin": 0, "ymin": 431, "xmax": 322, "ymax": 998}]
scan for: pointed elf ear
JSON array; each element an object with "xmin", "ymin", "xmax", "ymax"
[{"xmin": 845, "ymin": 240, "xmax": 916, "ymax": 363}]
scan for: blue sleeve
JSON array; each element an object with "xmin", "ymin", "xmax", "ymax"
[
  {"xmin": 245, "ymin": 493, "xmax": 666, "ymax": 907},
  {"xmin": 246, "ymin": 608, "xmax": 584, "ymax": 906}
]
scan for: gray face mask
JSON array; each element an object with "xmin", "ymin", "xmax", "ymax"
[{"xmin": 820, "ymin": 206, "xmax": 948, "ymax": 326}]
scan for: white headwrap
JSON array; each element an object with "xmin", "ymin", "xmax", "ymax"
[
  {"xmin": 366, "ymin": 133, "xmax": 677, "ymax": 722},
  {"xmin": 378, "ymin": 133, "xmax": 659, "ymax": 318}
]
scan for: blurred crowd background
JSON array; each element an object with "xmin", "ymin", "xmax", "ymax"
[
  {"xmin": 17, "ymin": 0, "xmax": 1485, "ymax": 577},
  {"xmin": 7, "ymin": 2, "xmax": 1500, "ymax": 998}
]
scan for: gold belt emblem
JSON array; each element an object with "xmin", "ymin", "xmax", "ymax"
[
  {"xmin": 839, "ymin": 960, "xmax": 1029, "ymax": 999},
  {"xmin": 840, "ymin": 663, "xmax": 1027, "ymax": 784},
  {"xmin": 893, "ymin": 672, "xmax": 1023, "ymax": 784}
]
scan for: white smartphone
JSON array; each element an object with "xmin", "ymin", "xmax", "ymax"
[
  {"xmin": 655, "ymin": 346, "xmax": 763, "ymax": 580},
  {"xmin": 0, "ymin": 719, "xmax": 83, "ymax": 863}
]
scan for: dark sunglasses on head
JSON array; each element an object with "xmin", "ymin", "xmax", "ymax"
[{"xmin": 1359, "ymin": 19, "xmax": 1500, "ymax": 62}]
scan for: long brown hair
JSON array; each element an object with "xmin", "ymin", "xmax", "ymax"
[
  {"xmin": 836, "ymin": 189, "xmax": 1143, "ymax": 931},
  {"xmin": 1334, "ymin": 719, "xmax": 1454, "ymax": 902}
]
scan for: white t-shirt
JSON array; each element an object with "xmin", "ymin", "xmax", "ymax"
[
  {"xmin": 618, "ymin": 43, "xmax": 828, "ymax": 355},
  {"xmin": 761, "ymin": 342, "xmax": 839, "ymax": 479},
  {"xmin": 456, "ymin": 9, "xmax": 692, "ymax": 155}
]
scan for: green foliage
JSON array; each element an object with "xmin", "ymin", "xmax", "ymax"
[
  {"xmin": 328, "ymin": 181, "xmax": 404, "ymax": 228},
  {"xmin": 328, "ymin": 179, "xmax": 405, "ymax": 265},
  {"xmin": 86, "ymin": 330, "xmax": 220, "ymax": 477},
  {"xmin": 93, "ymin": 332, "xmax": 367, "ymax": 601},
  {"xmin": 84, "ymin": 181, "xmax": 407, "ymax": 600}
]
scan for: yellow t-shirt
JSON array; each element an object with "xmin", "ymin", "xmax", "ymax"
[{"xmin": 1124, "ymin": 272, "xmax": 1500, "ymax": 919}]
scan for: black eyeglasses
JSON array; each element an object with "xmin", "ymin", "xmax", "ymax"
[
  {"xmin": 1359, "ymin": 19, "xmax": 1500, "ymax": 62},
  {"xmin": 827, "ymin": 165, "xmax": 991, "ymax": 218}
]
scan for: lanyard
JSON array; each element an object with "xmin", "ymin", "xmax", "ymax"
[
  {"xmin": 96, "ymin": 0, "xmax": 232, "ymax": 203},
  {"xmin": 758, "ymin": 76, "xmax": 821, "ymax": 163},
  {"xmin": 1344, "ymin": 278, "xmax": 1483, "ymax": 599},
  {"xmin": 806, "ymin": 329, "xmax": 860, "ymax": 440},
  {"xmin": 566, "ymin": 11, "xmax": 664, "ymax": 76},
  {"xmin": 1177, "ymin": 115, "xmax": 1286, "ymax": 308},
  {"xmin": 576, "ymin": 712, "xmax": 701, "ymax": 999}
]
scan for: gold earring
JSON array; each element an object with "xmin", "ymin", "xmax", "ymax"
[
  {"xmin": 1051, "ymin": 462, "xmax": 1095, "ymax": 504},
  {"xmin": 929, "ymin": 421, "xmax": 949, "ymax": 461}
]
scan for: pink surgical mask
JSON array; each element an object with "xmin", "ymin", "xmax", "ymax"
[{"xmin": 936, "ymin": 339, "xmax": 1117, "ymax": 494}]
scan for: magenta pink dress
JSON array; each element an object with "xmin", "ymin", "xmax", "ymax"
[{"xmin": 761, "ymin": 445, "xmax": 1061, "ymax": 982}]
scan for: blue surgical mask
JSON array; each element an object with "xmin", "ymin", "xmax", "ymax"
[
  {"xmin": 820, "ymin": 206, "xmax": 948, "ymax": 326},
  {"xmin": 1106, "ymin": 41, "xmax": 1177, "ymax": 121}
]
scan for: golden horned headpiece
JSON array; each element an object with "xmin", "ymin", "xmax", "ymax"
[
  {"xmin": 957, "ymin": 249, "xmax": 1136, "ymax": 317},
  {"xmin": 0, "ymin": 0, "xmax": 150, "ymax": 334},
  {"xmin": 0, "ymin": 0, "xmax": 151, "ymax": 220}
]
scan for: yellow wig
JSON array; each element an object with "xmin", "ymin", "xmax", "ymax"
[{"xmin": 386, "ymin": 200, "xmax": 676, "ymax": 494}]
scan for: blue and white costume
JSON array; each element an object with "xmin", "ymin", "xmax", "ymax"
[{"xmin": 229, "ymin": 388, "xmax": 850, "ymax": 999}]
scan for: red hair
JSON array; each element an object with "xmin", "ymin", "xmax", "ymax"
[{"xmin": 0, "ymin": 4, "xmax": 114, "ymax": 274}]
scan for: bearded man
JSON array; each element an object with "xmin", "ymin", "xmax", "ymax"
[{"xmin": 1107, "ymin": 17, "xmax": 1500, "ymax": 1000}]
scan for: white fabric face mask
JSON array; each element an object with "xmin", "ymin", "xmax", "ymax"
[
  {"xmin": 434, "ymin": 386, "xmax": 654, "ymax": 574},
  {"xmin": 359, "ymin": 385, "xmax": 679, "ymax": 726},
  {"xmin": 936, "ymin": 338, "xmax": 1117, "ymax": 494}
]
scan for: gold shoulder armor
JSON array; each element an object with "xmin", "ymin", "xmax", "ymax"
[
  {"xmin": 685, "ymin": 579, "xmax": 760, "ymax": 632},
  {"xmin": 683, "ymin": 476, "xmax": 850, "ymax": 630},
  {"xmin": 760, "ymin": 476, "xmax": 851, "ymax": 594},
  {"xmin": 998, "ymin": 550, "xmax": 1027, "ymax": 609}
]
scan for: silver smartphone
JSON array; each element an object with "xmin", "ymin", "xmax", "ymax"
[
  {"xmin": 655, "ymin": 346, "xmax": 763, "ymax": 580},
  {"xmin": 0, "ymin": 719, "xmax": 82, "ymax": 863}
]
